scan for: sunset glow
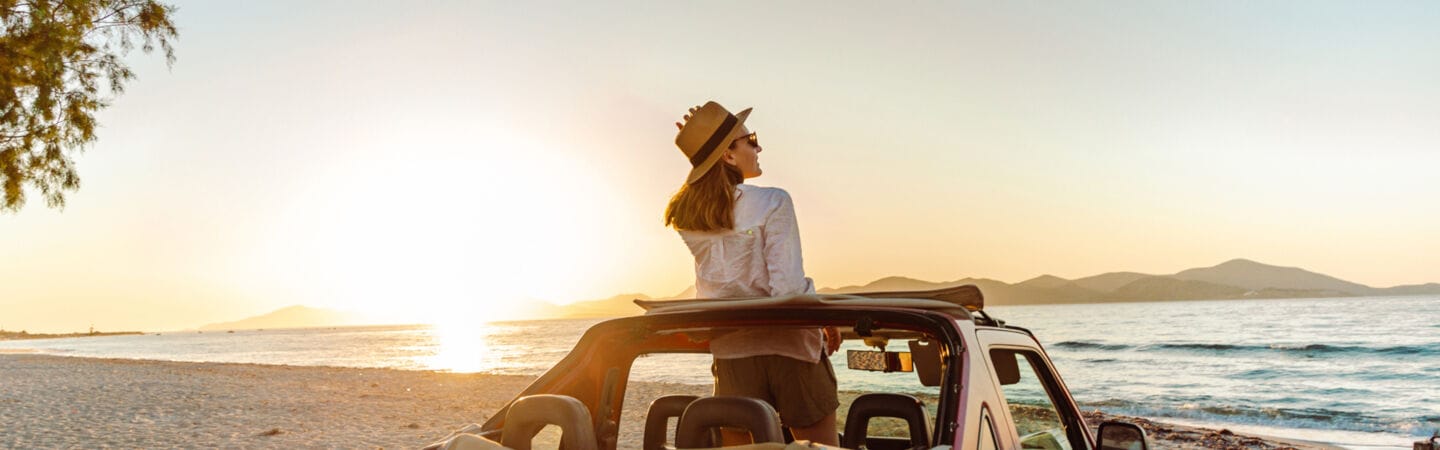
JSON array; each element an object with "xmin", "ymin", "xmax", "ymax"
[
  {"xmin": 2, "ymin": 1, "xmax": 1437, "ymax": 333},
  {"xmin": 421, "ymin": 321, "xmax": 500, "ymax": 373}
]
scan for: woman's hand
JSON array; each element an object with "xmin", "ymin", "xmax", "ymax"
[
  {"xmin": 675, "ymin": 105, "xmax": 701, "ymax": 130},
  {"xmin": 823, "ymin": 326, "xmax": 842, "ymax": 356}
]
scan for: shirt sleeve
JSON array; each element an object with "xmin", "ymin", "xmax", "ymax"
[{"xmin": 762, "ymin": 189, "xmax": 816, "ymax": 296}]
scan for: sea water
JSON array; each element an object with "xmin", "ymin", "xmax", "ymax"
[
  {"xmin": 990, "ymin": 296, "xmax": 1438, "ymax": 448},
  {"xmin": 3, "ymin": 296, "xmax": 1435, "ymax": 447}
]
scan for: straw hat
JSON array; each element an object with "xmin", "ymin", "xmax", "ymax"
[{"xmin": 675, "ymin": 101, "xmax": 752, "ymax": 185}]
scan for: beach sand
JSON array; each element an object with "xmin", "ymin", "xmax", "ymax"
[{"xmin": 0, "ymin": 354, "xmax": 1341, "ymax": 449}]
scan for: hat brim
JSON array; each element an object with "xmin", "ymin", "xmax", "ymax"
[{"xmin": 684, "ymin": 107, "xmax": 751, "ymax": 185}]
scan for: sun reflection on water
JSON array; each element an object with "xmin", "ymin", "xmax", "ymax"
[{"xmin": 420, "ymin": 321, "xmax": 500, "ymax": 373}]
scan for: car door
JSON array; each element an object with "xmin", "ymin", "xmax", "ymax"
[{"xmin": 976, "ymin": 329, "xmax": 1092, "ymax": 450}]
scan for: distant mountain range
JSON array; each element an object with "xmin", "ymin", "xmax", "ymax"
[
  {"xmin": 198, "ymin": 305, "xmax": 369, "ymax": 331},
  {"xmin": 202, "ymin": 259, "xmax": 1439, "ymax": 329},
  {"xmin": 549, "ymin": 259, "xmax": 1440, "ymax": 318}
]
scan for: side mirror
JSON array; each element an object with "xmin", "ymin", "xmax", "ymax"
[
  {"xmin": 1415, "ymin": 430, "xmax": 1439, "ymax": 450},
  {"xmin": 1096, "ymin": 421, "xmax": 1149, "ymax": 450}
]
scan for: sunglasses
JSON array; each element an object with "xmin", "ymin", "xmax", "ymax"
[{"xmin": 731, "ymin": 132, "xmax": 759, "ymax": 148}]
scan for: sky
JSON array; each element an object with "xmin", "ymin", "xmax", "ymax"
[{"xmin": 3, "ymin": 1, "xmax": 1438, "ymax": 332}]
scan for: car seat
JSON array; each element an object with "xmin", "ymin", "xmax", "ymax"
[
  {"xmin": 841, "ymin": 393, "xmax": 929, "ymax": 449},
  {"xmin": 499, "ymin": 394, "xmax": 598, "ymax": 450},
  {"xmin": 674, "ymin": 396, "xmax": 785, "ymax": 448},
  {"xmin": 644, "ymin": 394, "xmax": 699, "ymax": 450}
]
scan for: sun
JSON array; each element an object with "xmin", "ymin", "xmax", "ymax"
[
  {"xmin": 247, "ymin": 127, "xmax": 628, "ymax": 324},
  {"xmin": 419, "ymin": 317, "xmax": 502, "ymax": 373}
]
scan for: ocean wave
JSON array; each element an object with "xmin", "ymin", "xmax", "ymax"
[
  {"xmin": 1050, "ymin": 340, "xmax": 1439, "ymax": 357},
  {"xmin": 1082, "ymin": 398, "xmax": 1138, "ymax": 408},
  {"xmin": 1145, "ymin": 342, "xmax": 1439, "ymax": 357},
  {"xmin": 1310, "ymin": 387, "xmax": 1371, "ymax": 396},
  {"xmin": 1266, "ymin": 343, "xmax": 1434, "ymax": 355},
  {"xmin": 1155, "ymin": 343, "xmax": 1248, "ymax": 351},
  {"xmin": 1051, "ymin": 341, "xmax": 1131, "ymax": 351},
  {"xmin": 1353, "ymin": 371, "xmax": 1432, "ymax": 382},
  {"xmin": 1233, "ymin": 368, "xmax": 1285, "ymax": 379}
]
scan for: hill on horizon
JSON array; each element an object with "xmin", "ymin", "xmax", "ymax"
[
  {"xmin": 197, "ymin": 305, "xmax": 369, "ymax": 331},
  {"xmin": 199, "ymin": 259, "xmax": 1440, "ymax": 328},
  {"xmin": 551, "ymin": 258, "xmax": 1440, "ymax": 318},
  {"xmin": 1172, "ymin": 258, "xmax": 1375, "ymax": 294}
]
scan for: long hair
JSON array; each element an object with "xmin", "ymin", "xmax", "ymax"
[{"xmin": 665, "ymin": 162, "xmax": 744, "ymax": 232}]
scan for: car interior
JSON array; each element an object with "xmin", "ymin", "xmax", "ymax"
[{"xmin": 475, "ymin": 322, "xmax": 952, "ymax": 450}]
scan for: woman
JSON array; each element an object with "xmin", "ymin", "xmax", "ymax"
[{"xmin": 667, "ymin": 101, "xmax": 840, "ymax": 445}]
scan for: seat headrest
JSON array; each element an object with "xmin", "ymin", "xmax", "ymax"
[
  {"xmin": 644, "ymin": 395, "xmax": 700, "ymax": 450},
  {"xmin": 674, "ymin": 396, "xmax": 784, "ymax": 448},
  {"xmin": 841, "ymin": 393, "xmax": 930, "ymax": 449},
  {"xmin": 500, "ymin": 394, "xmax": 597, "ymax": 450}
]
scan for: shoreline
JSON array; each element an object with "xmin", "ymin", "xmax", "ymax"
[
  {"xmin": 0, "ymin": 354, "xmax": 1369, "ymax": 449},
  {"xmin": 0, "ymin": 330, "xmax": 145, "ymax": 341},
  {"xmin": 1080, "ymin": 411, "xmax": 1346, "ymax": 450}
]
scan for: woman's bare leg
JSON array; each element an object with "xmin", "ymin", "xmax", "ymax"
[
  {"xmin": 789, "ymin": 412, "xmax": 839, "ymax": 446},
  {"xmin": 719, "ymin": 428, "xmax": 752, "ymax": 446}
]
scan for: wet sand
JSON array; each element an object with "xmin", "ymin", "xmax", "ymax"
[{"xmin": 0, "ymin": 354, "xmax": 1342, "ymax": 449}]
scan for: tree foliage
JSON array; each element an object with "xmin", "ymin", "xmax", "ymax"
[{"xmin": 0, "ymin": 0, "xmax": 176, "ymax": 212}]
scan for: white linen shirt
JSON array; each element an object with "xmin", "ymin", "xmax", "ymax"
[{"xmin": 678, "ymin": 184, "xmax": 823, "ymax": 362}]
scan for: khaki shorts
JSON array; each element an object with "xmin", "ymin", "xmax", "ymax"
[{"xmin": 712, "ymin": 355, "xmax": 840, "ymax": 428}]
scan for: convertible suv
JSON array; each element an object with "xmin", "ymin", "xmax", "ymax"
[{"xmin": 428, "ymin": 286, "xmax": 1150, "ymax": 450}]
